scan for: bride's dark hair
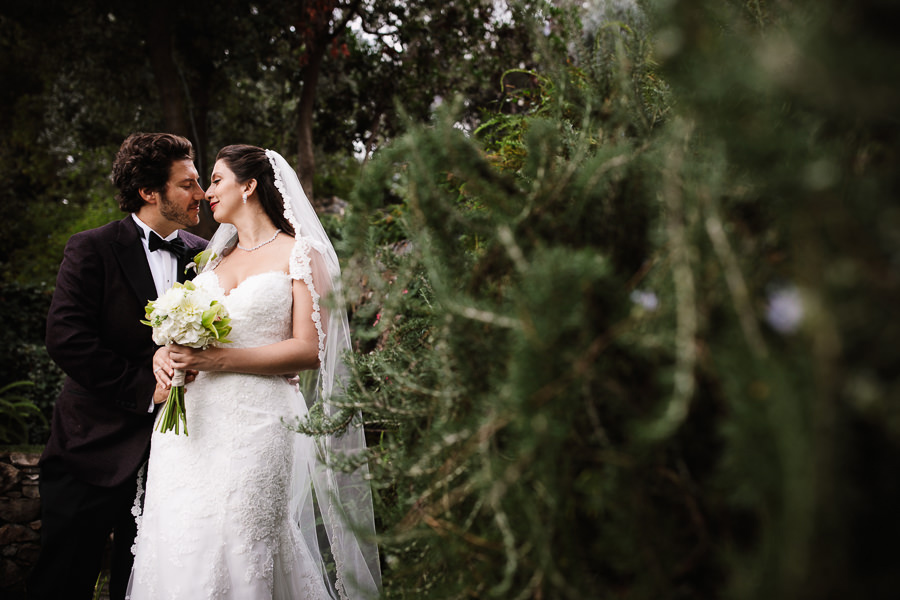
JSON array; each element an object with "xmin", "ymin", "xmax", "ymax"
[{"xmin": 215, "ymin": 144, "xmax": 296, "ymax": 236}]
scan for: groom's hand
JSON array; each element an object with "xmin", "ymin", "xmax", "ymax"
[
  {"xmin": 153, "ymin": 346, "xmax": 174, "ymax": 387},
  {"xmin": 153, "ymin": 382, "xmax": 169, "ymax": 405}
]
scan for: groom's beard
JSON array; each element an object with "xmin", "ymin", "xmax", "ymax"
[{"xmin": 159, "ymin": 193, "xmax": 200, "ymax": 229}]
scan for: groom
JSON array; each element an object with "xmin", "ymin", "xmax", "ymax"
[{"xmin": 26, "ymin": 133, "xmax": 208, "ymax": 600}]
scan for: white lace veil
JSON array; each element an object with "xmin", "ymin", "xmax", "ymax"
[{"xmin": 201, "ymin": 149, "xmax": 381, "ymax": 599}]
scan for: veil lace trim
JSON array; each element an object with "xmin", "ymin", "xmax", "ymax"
[
  {"xmin": 288, "ymin": 236, "xmax": 326, "ymax": 367},
  {"xmin": 267, "ymin": 149, "xmax": 327, "ymax": 368}
]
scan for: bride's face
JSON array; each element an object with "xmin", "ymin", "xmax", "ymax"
[{"xmin": 205, "ymin": 160, "xmax": 244, "ymax": 223}]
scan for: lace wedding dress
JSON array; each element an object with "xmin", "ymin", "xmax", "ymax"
[{"xmin": 127, "ymin": 268, "xmax": 333, "ymax": 599}]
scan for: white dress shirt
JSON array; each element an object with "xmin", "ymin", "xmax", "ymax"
[
  {"xmin": 131, "ymin": 213, "xmax": 181, "ymax": 412},
  {"xmin": 131, "ymin": 213, "xmax": 181, "ymax": 299}
]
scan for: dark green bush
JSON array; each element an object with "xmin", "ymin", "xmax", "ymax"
[
  {"xmin": 337, "ymin": 2, "xmax": 900, "ymax": 598},
  {"xmin": 0, "ymin": 282, "xmax": 62, "ymax": 444}
]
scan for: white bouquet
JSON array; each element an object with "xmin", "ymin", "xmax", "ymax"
[{"xmin": 142, "ymin": 280, "xmax": 232, "ymax": 435}]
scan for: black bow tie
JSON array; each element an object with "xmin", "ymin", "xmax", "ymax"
[{"xmin": 148, "ymin": 232, "xmax": 188, "ymax": 259}]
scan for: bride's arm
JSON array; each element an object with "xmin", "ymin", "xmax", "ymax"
[{"xmin": 167, "ymin": 279, "xmax": 320, "ymax": 375}]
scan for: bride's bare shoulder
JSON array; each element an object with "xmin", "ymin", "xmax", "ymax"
[{"xmin": 272, "ymin": 233, "xmax": 297, "ymax": 271}]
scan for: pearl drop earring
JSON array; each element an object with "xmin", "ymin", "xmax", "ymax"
[{"xmin": 242, "ymin": 193, "xmax": 248, "ymax": 204}]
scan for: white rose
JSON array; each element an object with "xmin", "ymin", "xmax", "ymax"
[{"xmin": 154, "ymin": 287, "xmax": 185, "ymax": 313}]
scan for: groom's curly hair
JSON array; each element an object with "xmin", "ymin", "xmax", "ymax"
[
  {"xmin": 215, "ymin": 145, "xmax": 296, "ymax": 236},
  {"xmin": 111, "ymin": 133, "xmax": 195, "ymax": 213}
]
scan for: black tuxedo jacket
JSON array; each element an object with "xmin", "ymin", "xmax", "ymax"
[{"xmin": 42, "ymin": 216, "xmax": 207, "ymax": 487}]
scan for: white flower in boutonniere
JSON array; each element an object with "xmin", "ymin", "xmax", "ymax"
[
  {"xmin": 141, "ymin": 280, "xmax": 232, "ymax": 435},
  {"xmin": 184, "ymin": 249, "xmax": 218, "ymax": 275}
]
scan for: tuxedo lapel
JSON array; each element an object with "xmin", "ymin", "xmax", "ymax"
[
  {"xmin": 112, "ymin": 218, "xmax": 158, "ymax": 304},
  {"xmin": 176, "ymin": 234, "xmax": 195, "ymax": 283}
]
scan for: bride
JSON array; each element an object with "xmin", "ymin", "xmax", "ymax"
[{"xmin": 127, "ymin": 145, "xmax": 381, "ymax": 599}]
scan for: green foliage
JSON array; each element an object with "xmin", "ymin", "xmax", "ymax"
[
  {"xmin": 314, "ymin": 152, "xmax": 363, "ymax": 202},
  {"xmin": 0, "ymin": 283, "xmax": 63, "ymax": 444},
  {"xmin": 0, "ymin": 381, "xmax": 46, "ymax": 445},
  {"xmin": 15, "ymin": 149, "xmax": 124, "ymax": 284},
  {"xmin": 0, "ymin": 0, "xmax": 896, "ymax": 597},
  {"xmin": 341, "ymin": 1, "xmax": 900, "ymax": 598},
  {"xmin": 341, "ymin": 8, "xmax": 687, "ymax": 595},
  {"xmin": 640, "ymin": 1, "xmax": 900, "ymax": 597}
]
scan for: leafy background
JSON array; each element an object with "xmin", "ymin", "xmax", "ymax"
[{"xmin": 2, "ymin": 0, "xmax": 899, "ymax": 598}]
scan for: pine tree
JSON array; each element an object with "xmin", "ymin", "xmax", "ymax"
[{"xmin": 335, "ymin": 1, "xmax": 900, "ymax": 598}]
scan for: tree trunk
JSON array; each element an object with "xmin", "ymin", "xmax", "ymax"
[
  {"xmin": 146, "ymin": 2, "xmax": 189, "ymax": 138},
  {"xmin": 184, "ymin": 58, "xmax": 218, "ymax": 240},
  {"xmin": 296, "ymin": 42, "xmax": 326, "ymax": 202},
  {"xmin": 145, "ymin": 2, "xmax": 218, "ymax": 239}
]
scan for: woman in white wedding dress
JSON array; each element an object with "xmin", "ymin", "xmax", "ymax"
[{"xmin": 127, "ymin": 146, "xmax": 380, "ymax": 599}]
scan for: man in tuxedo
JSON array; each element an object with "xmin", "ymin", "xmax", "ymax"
[{"xmin": 27, "ymin": 133, "xmax": 208, "ymax": 600}]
